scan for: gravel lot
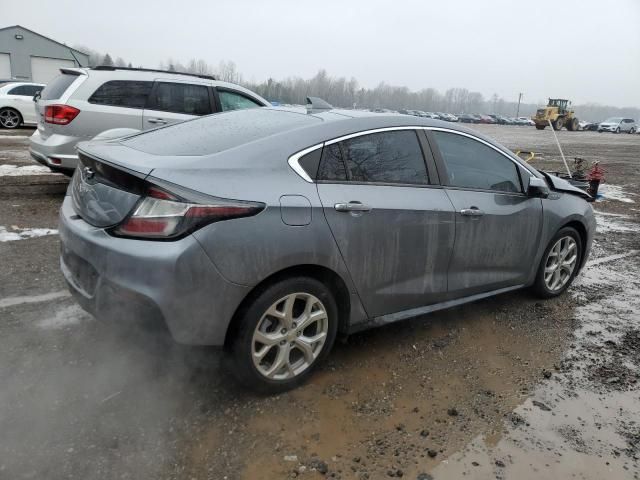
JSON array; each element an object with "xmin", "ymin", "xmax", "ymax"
[{"xmin": 0, "ymin": 125, "xmax": 639, "ymax": 480}]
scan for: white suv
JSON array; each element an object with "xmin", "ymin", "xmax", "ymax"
[
  {"xmin": 29, "ymin": 66, "xmax": 269, "ymax": 173},
  {"xmin": 0, "ymin": 82, "xmax": 45, "ymax": 128}
]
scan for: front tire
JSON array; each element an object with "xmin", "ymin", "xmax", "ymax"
[
  {"xmin": 552, "ymin": 118, "xmax": 564, "ymax": 130},
  {"xmin": 535, "ymin": 124, "xmax": 546, "ymax": 130},
  {"xmin": 0, "ymin": 108, "xmax": 22, "ymax": 129},
  {"xmin": 532, "ymin": 227, "xmax": 582, "ymax": 298},
  {"xmin": 567, "ymin": 118, "xmax": 578, "ymax": 131},
  {"xmin": 615, "ymin": 127, "xmax": 620, "ymax": 134},
  {"xmin": 227, "ymin": 277, "xmax": 338, "ymax": 393}
]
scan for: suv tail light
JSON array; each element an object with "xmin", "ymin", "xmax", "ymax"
[
  {"xmin": 44, "ymin": 105, "xmax": 80, "ymax": 125},
  {"xmin": 112, "ymin": 185, "xmax": 265, "ymax": 240}
]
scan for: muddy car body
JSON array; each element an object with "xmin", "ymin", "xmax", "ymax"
[{"xmin": 59, "ymin": 107, "xmax": 596, "ymax": 391}]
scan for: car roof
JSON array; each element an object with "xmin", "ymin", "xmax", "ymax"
[
  {"xmin": 120, "ymin": 106, "xmax": 500, "ymax": 158},
  {"xmin": 61, "ymin": 67, "xmax": 268, "ymax": 104},
  {"xmin": 0, "ymin": 81, "xmax": 45, "ymax": 91}
]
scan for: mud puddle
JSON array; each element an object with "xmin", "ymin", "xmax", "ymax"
[{"xmin": 432, "ymin": 253, "xmax": 640, "ymax": 479}]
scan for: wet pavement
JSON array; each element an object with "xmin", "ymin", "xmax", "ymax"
[{"xmin": 0, "ymin": 126, "xmax": 639, "ymax": 479}]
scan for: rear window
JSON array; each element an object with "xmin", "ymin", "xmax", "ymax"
[
  {"xmin": 123, "ymin": 108, "xmax": 319, "ymax": 156},
  {"xmin": 89, "ymin": 80, "xmax": 153, "ymax": 109},
  {"xmin": 40, "ymin": 74, "xmax": 78, "ymax": 100}
]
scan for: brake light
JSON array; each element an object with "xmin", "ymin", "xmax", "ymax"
[
  {"xmin": 44, "ymin": 105, "xmax": 80, "ymax": 125},
  {"xmin": 113, "ymin": 185, "xmax": 265, "ymax": 239}
]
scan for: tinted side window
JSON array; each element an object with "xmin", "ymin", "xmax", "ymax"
[
  {"xmin": 433, "ymin": 131, "xmax": 521, "ymax": 193},
  {"xmin": 152, "ymin": 82, "xmax": 211, "ymax": 115},
  {"xmin": 341, "ymin": 130, "xmax": 428, "ymax": 185},
  {"xmin": 8, "ymin": 85, "xmax": 40, "ymax": 96},
  {"xmin": 318, "ymin": 143, "xmax": 347, "ymax": 181},
  {"xmin": 40, "ymin": 74, "xmax": 77, "ymax": 100},
  {"xmin": 218, "ymin": 90, "xmax": 262, "ymax": 111},
  {"xmin": 89, "ymin": 81, "xmax": 153, "ymax": 109}
]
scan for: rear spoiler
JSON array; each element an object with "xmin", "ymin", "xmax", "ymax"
[{"xmin": 59, "ymin": 68, "xmax": 86, "ymax": 76}]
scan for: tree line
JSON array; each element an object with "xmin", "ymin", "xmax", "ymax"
[{"xmin": 72, "ymin": 47, "xmax": 639, "ymax": 122}]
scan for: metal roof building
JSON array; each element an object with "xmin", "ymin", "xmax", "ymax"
[{"xmin": 0, "ymin": 25, "xmax": 89, "ymax": 83}]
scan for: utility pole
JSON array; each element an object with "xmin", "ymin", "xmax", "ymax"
[{"xmin": 516, "ymin": 92, "xmax": 523, "ymax": 117}]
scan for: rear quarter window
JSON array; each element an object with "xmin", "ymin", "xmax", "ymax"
[
  {"xmin": 88, "ymin": 80, "xmax": 153, "ymax": 109},
  {"xmin": 40, "ymin": 74, "xmax": 78, "ymax": 100}
]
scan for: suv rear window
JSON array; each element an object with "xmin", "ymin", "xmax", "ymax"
[
  {"xmin": 89, "ymin": 80, "xmax": 153, "ymax": 109},
  {"xmin": 40, "ymin": 74, "xmax": 78, "ymax": 100}
]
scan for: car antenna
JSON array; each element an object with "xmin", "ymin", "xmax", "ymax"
[
  {"xmin": 547, "ymin": 119, "xmax": 572, "ymax": 178},
  {"xmin": 68, "ymin": 47, "xmax": 83, "ymax": 67}
]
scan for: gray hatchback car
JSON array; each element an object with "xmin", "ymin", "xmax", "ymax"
[{"xmin": 59, "ymin": 106, "xmax": 595, "ymax": 392}]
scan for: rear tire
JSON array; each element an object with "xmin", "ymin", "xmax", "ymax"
[
  {"xmin": 535, "ymin": 125, "xmax": 546, "ymax": 130},
  {"xmin": 630, "ymin": 127, "xmax": 636, "ymax": 134},
  {"xmin": 532, "ymin": 227, "xmax": 582, "ymax": 299},
  {"xmin": 227, "ymin": 277, "xmax": 338, "ymax": 393},
  {"xmin": 0, "ymin": 108, "xmax": 22, "ymax": 129}
]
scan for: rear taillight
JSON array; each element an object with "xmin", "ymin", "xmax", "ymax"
[
  {"xmin": 112, "ymin": 185, "xmax": 265, "ymax": 240},
  {"xmin": 44, "ymin": 105, "xmax": 80, "ymax": 125}
]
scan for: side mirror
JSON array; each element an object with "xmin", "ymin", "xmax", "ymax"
[{"xmin": 527, "ymin": 177, "xmax": 550, "ymax": 198}]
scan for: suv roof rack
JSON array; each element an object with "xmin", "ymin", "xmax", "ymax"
[{"xmin": 91, "ymin": 65, "xmax": 216, "ymax": 81}]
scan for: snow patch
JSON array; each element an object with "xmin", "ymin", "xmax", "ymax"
[
  {"xmin": 0, "ymin": 164, "xmax": 53, "ymax": 176},
  {"xmin": 0, "ymin": 135, "xmax": 31, "ymax": 139},
  {"xmin": 0, "ymin": 225, "xmax": 58, "ymax": 242},
  {"xmin": 36, "ymin": 304, "xmax": 91, "ymax": 330},
  {"xmin": 595, "ymin": 215, "xmax": 639, "ymax": 234},
  {"xmin": 597, "ymin": 184, "xmax": 635, "ymax": 203},
  {"xmin": 0, "ymin": 291, "xmax": 70, "ymax": 309}
]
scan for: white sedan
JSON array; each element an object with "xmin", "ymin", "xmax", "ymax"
[{"xmin": 0, "ymin": 82, "xmax": 45, "ymax": 129}]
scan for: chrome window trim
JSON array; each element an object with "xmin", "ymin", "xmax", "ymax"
[
  {"xmin": 287, "ymin": 125, "xmax": 536, "ymax": 183},
  {"xmin": 287, "ymin": 144, "xmax": 323, "ymax": 183},
  {"xmin": 325, "ymin": 126, "xmax": 420, "ymax": 145}
]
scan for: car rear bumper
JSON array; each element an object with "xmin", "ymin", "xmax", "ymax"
[
  {"xmin": 58, "ymin": 195, "xmax": 250, "ymax": 345},
  {"xmin": 29, "ymin": 129, "xmax": 81, "ymax": 170}
]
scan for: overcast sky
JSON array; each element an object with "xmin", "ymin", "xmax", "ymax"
[{"xmin": 4, "ymin": 0, "xmax": 640, "ymax": 107}]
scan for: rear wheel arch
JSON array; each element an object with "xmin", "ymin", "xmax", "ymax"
[{"xmin": 224, "ymin": 264, "xmax": 351, "ymax": 348}]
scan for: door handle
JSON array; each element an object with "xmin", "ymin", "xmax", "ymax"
[
  {"xmin": 460, "ymin": 207, "xmax": 484, "ymax": 216},
  {"xmin": 334, "ymin": 202, "xmax": 372, "ymax": 213},
  {"xmin": 147, "ymin": 118, "xmax": 167, "ymax": 125}
]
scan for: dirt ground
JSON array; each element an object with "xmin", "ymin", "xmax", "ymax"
[{"xmin": 0, "ymin": 125, "xmax": 639, "ymax": 480}]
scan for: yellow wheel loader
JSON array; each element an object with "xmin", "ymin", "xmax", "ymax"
[{"xmin": 532, "ymin": 98, "xmax": 579, "ymax": 131}]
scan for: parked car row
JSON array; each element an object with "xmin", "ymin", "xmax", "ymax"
[{"xmin": 457, "ymin": 113, "xmax": 534, "ymax": 125}]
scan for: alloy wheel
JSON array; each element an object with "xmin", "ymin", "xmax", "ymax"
[
  {"xmin": 252, "ymin": 292, "xmax": 329, "ymax": 381},
  {"xmin": 0, "ymin": 109, "xmax": 20, "ymax": 128},
  {"xmin": 544, "ymin": 236, "xmax": 578, "ymax": 292}
]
